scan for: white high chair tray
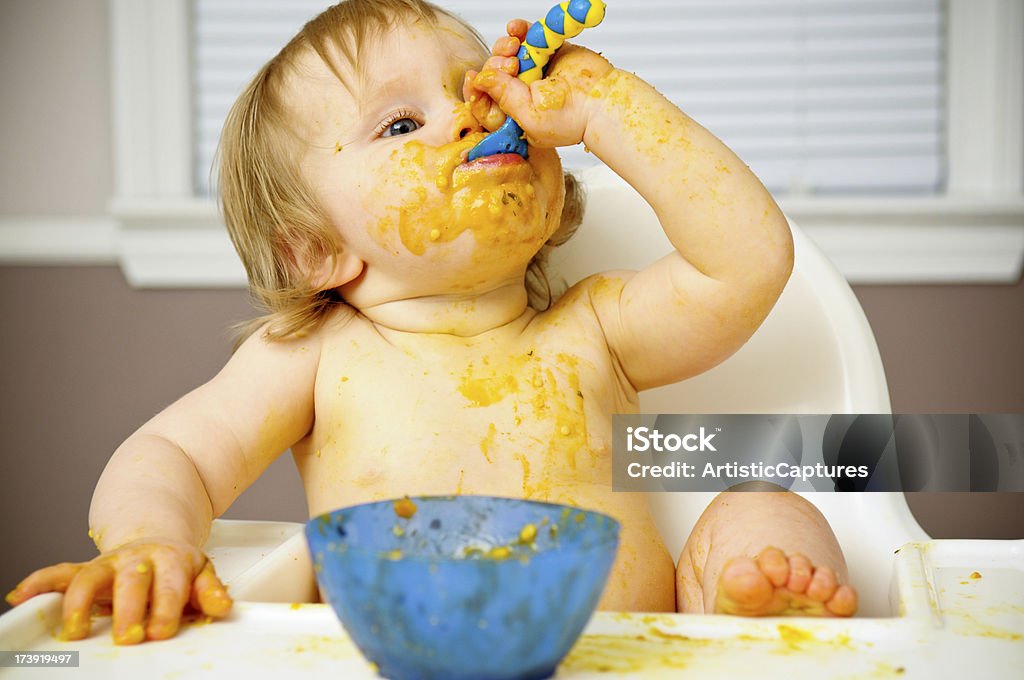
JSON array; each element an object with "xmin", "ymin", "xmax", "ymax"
[{"xmin": 1, "ymin": 534, "xmax": 1020, "ymax": 679}]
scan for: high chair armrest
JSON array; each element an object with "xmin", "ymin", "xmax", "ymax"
[{"xmin": 203, "ymin": 519, "xmax": 317, "ymax": 603}]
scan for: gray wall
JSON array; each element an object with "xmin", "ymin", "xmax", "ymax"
[
  {"xmin": 0, "ymin": 0, "xmax": 112, "ymax": 214},
  {"xmin": 1, "ymin": 0, "xmax": 1022, "ymax": 612}
]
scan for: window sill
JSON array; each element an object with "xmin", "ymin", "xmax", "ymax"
[{"xmin": 1, "ymin": 196, "xmax": 1022, "ymax": 287}]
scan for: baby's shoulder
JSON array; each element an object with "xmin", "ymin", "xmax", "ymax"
[
  {"xmin": 543, "ymin": 270, "xmax": 635, "ymax": 318},
  {"xmin": 239, "ymin": 303, "xmax": 361, "ymax": 357},
  {"xmin": 526, "ymin": 270, "xmax": 635, "ymax": 346}
]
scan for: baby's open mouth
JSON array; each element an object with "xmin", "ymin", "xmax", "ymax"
[
  {"xmin": 456, "ymin": 153, "xmax": 526, "ymax": 171},
  {"xmin": 432, "ymin": 134, "xmax": 531, "ymax": 192},
  {"xmin": 451, "ymin": 152, "xmax": 532, "ymax": 192}
]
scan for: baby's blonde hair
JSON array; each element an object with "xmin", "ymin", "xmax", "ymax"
[{"xmin": 218, "ymin": 0, "xmax": 584, "ymax": 343}]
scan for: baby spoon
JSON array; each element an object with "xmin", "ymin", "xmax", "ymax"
[{"xmin": 467, "ymin": 0, "xmax": 607, "ymax": 162}]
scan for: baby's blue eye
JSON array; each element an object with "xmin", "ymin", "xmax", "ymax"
[{"xmin": 382, "ymin": 117, "xmax": 421, "ymax": 137}]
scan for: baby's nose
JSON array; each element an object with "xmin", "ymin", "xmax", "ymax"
[{"xmin": 451, "ymin": 103, "xmax": 484, "ymax": 141}]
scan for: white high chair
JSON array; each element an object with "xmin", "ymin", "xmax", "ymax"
[{"xmin": 549, "ymin": 164, "xmax": 930, "ymax": 617}]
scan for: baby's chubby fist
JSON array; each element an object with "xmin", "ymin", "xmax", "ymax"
[{"xmin": 463, "ymin": 19, "xmax": 613, "ymax": 149}]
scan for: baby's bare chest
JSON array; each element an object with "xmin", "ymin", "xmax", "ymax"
[{"xmin": 299, "ymin": 320, "xmax": 635, "ymax": 501}]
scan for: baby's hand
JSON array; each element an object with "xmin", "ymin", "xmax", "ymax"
[
  {"xmin": 5, "ymin": 538, "xmax": 231, "ymax": 644},
  {"xmin": 463, "ymin": 19, "xmax": 613, "ymax": 148}
]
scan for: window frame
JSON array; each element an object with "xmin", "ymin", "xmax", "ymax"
[{"xmin": 104, "ymin": 0, "xmax": 1023, "ymax": 287}]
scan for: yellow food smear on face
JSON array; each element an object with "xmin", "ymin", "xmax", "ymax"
[
  {"xmin": 368, "ymin": 136, "xmax": 557, "ymax": 259},
  {"xmin": 393, "ymin": 496, "xmax": 417, "ymax": 519},
  {"xmin": 969, "ymin": 571, "xmax": 982, "ymax": 579}
]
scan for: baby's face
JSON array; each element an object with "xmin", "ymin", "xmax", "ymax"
[{"xmin": 291, "ymin": 16, "xmax": 565, "ymax": 304}]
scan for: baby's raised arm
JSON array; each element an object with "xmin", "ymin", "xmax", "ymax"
[
  {"xmin": 6, "ymin": 325, "xmax": 323, "ymax": 644},
  {"xmin": 470, "ymin": 28, "xmax": 794, "ymax": 392}
]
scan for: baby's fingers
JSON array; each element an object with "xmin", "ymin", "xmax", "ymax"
[
  {"xmin": 6, "ymin": 562, "xmax": 82, "ymax": 605},
  {"xmin": 506, "ymin": 18, "xmax": 529, "ymax": 43},
  {"xmin": 111, "ymin": 561, "xmax": 153, "ymax": 645},
  {"xmin": 146, "ymin": 559, "xmax": 191, "ymax": 641},
  {"xmin": 483, "ymin": 55, "xmax": 519, "ymax": 78},
  {"xmin": 190, "ymin": 561, "xmax": 232, "ymax": 618},
  {"xmin": 61, "ymin": 563, "xmax": 114, "ymax": 641},
  {"xmin": 491, "ymin": 35, "xmax": 521, "ymax": 59},
  {"xmin": 463, "ymin": 71, "xmax": 508, "ymax": 132},
  {"xmin": 473, "ymin": 68, "xmax": 536, "ymax": 127}
]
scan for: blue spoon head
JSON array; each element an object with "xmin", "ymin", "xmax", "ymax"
[{"xmin": 467, "ymin": 117, "xmax": 529, "ymax": 162}]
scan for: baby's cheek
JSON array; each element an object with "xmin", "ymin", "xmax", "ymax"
[{"xmin": 362, "ymin": 143, "xmax": 437, "ymax": 254}]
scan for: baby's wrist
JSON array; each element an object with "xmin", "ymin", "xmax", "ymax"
[{"xmin": 581, "ymin": 67, "xmax": 629, "ymax": 150}]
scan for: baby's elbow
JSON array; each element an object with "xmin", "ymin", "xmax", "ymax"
[
  {"xmin": 737, "ymin": 234, "xmax": 793, "ymax": 325},
  {"xmin": 762, "ymin": 218, "xmax": 795, "ymax": 299},
  {"xmin": 775, "ymin": 230, "xmax": 795, "ymax": 292}
]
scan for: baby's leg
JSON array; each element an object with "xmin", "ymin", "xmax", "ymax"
[{"xmin": 675, "ymin": 485, "xmax": 857, "ymax": 616}]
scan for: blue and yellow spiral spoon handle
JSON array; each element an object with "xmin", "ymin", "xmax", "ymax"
[{"xmin": 467, "ymin": 0, "xmax": 607, "ymax": 162}]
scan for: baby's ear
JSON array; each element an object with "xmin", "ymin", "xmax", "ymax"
[{"xmin": 310, "ymin": 247, "xmax": 364, "ymax": 291}]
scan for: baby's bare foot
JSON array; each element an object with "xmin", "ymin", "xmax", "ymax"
[{"xmin": 714, "ymin": 547, "xmax": 857, "ymax": 617}]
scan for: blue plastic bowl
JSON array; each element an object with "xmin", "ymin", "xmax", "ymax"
[{"xmin": 305, "ymin": 495, "xmax": 620, "ymax": 680}]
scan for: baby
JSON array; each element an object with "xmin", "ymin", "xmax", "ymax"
[{"xmin": 6, "ymin": 0, "xmax": 857, "ymax": 644}]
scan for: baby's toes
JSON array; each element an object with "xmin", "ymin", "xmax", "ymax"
[
  {"xmin": 785, "ymin": 553, "xmax": 813, "ymax": 593},
  {"xmin": 755, "ymin": 547, "xmax": 789, "ymax": 588},
  {"xmin": 716, "ymin": 557, "xmax": 774, "ymax": 613},
  {"xmin": 826, "ymin": 584, "xmax": 858, "ymax": 617},
  {"xmin": 805, "ymin": 565, "xmax": 839, "ymax": 602}
]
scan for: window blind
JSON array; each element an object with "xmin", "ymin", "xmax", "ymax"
[{"xmin": 193, "ymin": 0, "xmax": 945, "ymax": 197}]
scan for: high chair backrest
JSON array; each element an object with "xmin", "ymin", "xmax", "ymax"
[{"xmin": 549, "ymin": 164, "xmax": 929, "ymax": 616}]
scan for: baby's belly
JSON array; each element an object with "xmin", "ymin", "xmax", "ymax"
[{"xmin": 300, "ymin": 430, "xmax": 614, "ymax": 514}]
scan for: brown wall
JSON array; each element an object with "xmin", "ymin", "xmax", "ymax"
[
  {"xmin": 853, "ymin": 281, "xmax": 1024, "ymax": 546},
  {"xmin": 1, "ymin": 0, "xmax": 1021, "ymax": 613}
]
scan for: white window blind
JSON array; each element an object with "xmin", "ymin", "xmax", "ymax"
[{"xmin": 193, "ymin": 0, "xmax": 945, "ymax": 197}]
